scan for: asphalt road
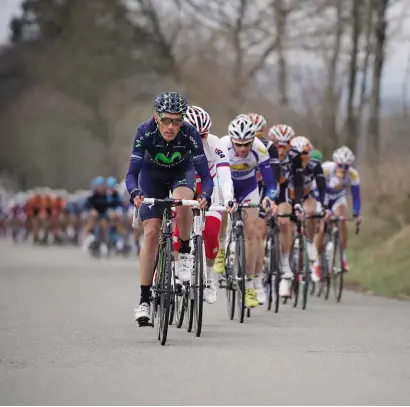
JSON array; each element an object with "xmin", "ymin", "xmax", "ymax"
[{"xmin": 1, "ymin": 239, "xmax": 410, "ymax": 405}]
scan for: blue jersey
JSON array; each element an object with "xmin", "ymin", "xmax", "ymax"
[{"xmin": 125, "ymin": 118, "xmax": 213, "ymax": 197}]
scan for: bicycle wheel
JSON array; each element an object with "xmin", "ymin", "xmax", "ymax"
[
  {"xmin": 291, "ymin": 236, "xmax": 301, "ymax": 308},
  {"xmin": 264, "ymin": 238, "xmax": 273, "ymax": 311},
  {"xmin": 174, "ymin": 260, "xmax": 186, "ymax": 328},
  {"xmin": 236, "ymin": 235, "xmax": 246, "ymax": 323},
  {"xmin": 158, "ymin": 238, "xmax": 173, "ymax": 346},
  {"xmin": 301, "ymin": 236, "xmax": 310, "ymax": 310},
  {"xmin": 332, "ymin": 235, "xmax": 344, "ymax": 302},
  {"xmin": 272, "ymin": 232, "xmax": 281, "ymax": 313},
  {"xmin": 225, "ymin": 239, "xmax": 236, "ymax": 320},
  {"xmin": 193, "ymin": 236, "xmax": 205, "ymax": 337}
]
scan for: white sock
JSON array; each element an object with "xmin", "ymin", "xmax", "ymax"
[
  {"xmin": 254, "ymin": 274, "xmax": 263, "ymax": 289},
  {"xmin": 281, "ymin": 254, "xmax": 290, "ymax": 267},
  {"xmin": 206, "ymin": 266, "xmax": 214, "ymax": 280}
]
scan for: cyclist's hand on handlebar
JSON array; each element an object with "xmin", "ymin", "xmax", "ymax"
[
  {"xmin": 353, "ymin": 214, "xmax": 362, "ymax": 225},
  {"xmin": 197, "ymin": 192, "xmax": 210, "ymax": 210},
  {"xmin": 262, "ymin": 197, "xmax": 277, "ymax": 215},
  {"xmin": 133, "ymin": 195, "xmax": 144, "ymax": 208},
  {"xmin": 294, "ymin": 203, "xmax": 305, "ymax": 220},
  {"xmin": 226, "ymin": 200, "xmax": 238, "ymax": 214}
]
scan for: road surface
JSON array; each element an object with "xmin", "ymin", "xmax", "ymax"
[{"xmin": 1, "ymin": 239, "xmax": 409, "ymax": 405}]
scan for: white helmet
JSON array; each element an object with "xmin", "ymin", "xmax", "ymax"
[
  {"xmin": 185, "ymin": 105, "xmax": 212, "ymax": 135},
  {"xmin": 333, "ymin": 146, "xmax": 355, "ymax": 165},
  {"xmin": 268, "ymin": 124, "xmax": 295, "ymax": 143},
  {"xmin": 228, "ymin": 116, "xmax": 256, "ymax": 142},
  {"xmin": 290, "ymin": 136, "xmax": 313, "ymax": 155},
  {"xmin": 248, "ymin": 113, "xmax": 267, "ymax": 134}
]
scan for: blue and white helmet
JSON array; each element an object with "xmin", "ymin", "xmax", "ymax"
[{"xmin": 154, "ymin": 92, "xmax": 188, "ymax": 115}]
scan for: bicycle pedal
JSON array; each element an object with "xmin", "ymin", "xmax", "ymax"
[{"xmin": 137, "ymin": 318, "xmax": 152, "ymax": 327}]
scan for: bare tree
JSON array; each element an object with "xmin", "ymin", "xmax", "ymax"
[
  {"xmin": 345, "ymin": 0, "xmax": 362, "ymax": 152},
  {"xmin": 367, "ymin": 0, "xmax": 390, "ymax": 161}
]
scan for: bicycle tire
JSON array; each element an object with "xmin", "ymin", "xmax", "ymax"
[
  {"xmin": 292, "ymin": 236, "xmax": 302, "ymax": 308},
  {"xmin": 332, "ymin": 235, "xmax": 344, "ymax": 302},
  {"xmin": 175, "ymin": 282, "xmax": 186, "ymax": 328},
  {"xmin": 273, "ymin": 232, "xmax": 281, "ymax": 313},
  {"xmin": 322, "ymin": 250, "xmax": 331, "ymax": 300},
  {"xmin": 237, "ymin": 235, "xmax": 246, "ymax": 323},
  {"xmin": 193, "ymin": 236, "xmax": 205, "ymax": 337},
  {"xmin": 302, "ymin": 235, "xmax": 310, "ymax": 310},
  {"xmin": 225, "ymin": 239, "xmax": 236, "ymax": 320},
  {"xmin": 265, "ymin": 237, "xmax": 273, "ymax": 311},
  {"xmin": 158, "ymin": 238, "xmax": 173, "ymax": 346}
]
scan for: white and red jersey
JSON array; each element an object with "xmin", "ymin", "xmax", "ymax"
[{"xmin": 195, "ymin": 133, "xmax": 234, "ymax": 205}]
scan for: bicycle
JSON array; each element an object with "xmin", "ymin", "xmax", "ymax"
[
  {"xmin": 316, "ymin": 216, "xmax": 360, "ymax": 302},
  {"xmin": 220, "ymin": 202, "xmax": 260, "ymax": 323},
  {"xmin": 281, "ymin": 212, "xmax": 324, "ymax": 310},
  {"xmin": 174, "ymin": 203, "xmax": 225, "ymax": 337},
  {"xmin": 263, "ymin": 213, "xmax": 281, "ymax": 313},
  {"xmin": 132, "ymin": 197, "xmax": 204, "ymax": 346}
]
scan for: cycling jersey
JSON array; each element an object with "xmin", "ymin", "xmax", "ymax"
[
  {"xmin": 265, "ymin": 144, "xmax": 304, "ymax": 205},
  {"xmin": 196, "ymin": 133, "xmax": 234, "ymax": 204},
  {"xmin": 297, "ymin": 159, "xmax": 327, "ymax": 206},
  {"xmin": 86, "ymin": 192, "xmax": 110, "ymax": 215},
  {"xmin": 125, "ymin": 118, "xmax": 213, "ymax": 198},
  {"xmin": 322, "ymin": 161, "xmax": 361, "ymax": 216},
  {"xmin": 219, "ymin": 136, "xmax": 277, "ymax": 202}
]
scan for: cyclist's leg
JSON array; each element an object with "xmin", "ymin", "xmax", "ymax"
[
  {"xmin": 203, "ymin": 211, "xmax": 222, "ymax": 304},
  {"xmin": 171, "ymin": 165, "xmax": 196, "ymax": 282},
  {"xmin": 303, "ymin": 193, "xmax": 319, "ymax": 262},
  {"xmin": 237, "ymin": 188, "xmax": 259, "ymax": 308},
  {"xmin": 135, "ymin": 168, "xmax": 168, "ymax": 321},
  {"xmin": 313, "ymin": 200, "xmax": 325, "ymax": 281},
  {"xmin": 254, "ymin": 183, "xmax": 268, "ymax": 304},
  {"xmin": 214, "ymin": 213, "xmax": 228, "ymax": 273},
  {"xmin": 277, "ymin": 186, "xmax": 293, "ymax": 297}
]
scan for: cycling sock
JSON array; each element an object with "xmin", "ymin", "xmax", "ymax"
[
  {"xmin": 140, "ymin": 285, "xmax": 151, "ymax": 304},
  {"xmin": 179, "ymin": 238, "xmax": 191, "ymax": 254}
]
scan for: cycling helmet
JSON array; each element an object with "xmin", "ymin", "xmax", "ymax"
[
  {"xmin": 106, "ymin": 176, "xmax": 117, "ymax": 188},
  {"xmin": 184, "ymin": 105, "xmax": 212, "ymax": 135},
  {"xmin": 332, "ymin": 146, "xmax": 355, "ymax": 166},
  {"xmin": 154, "ymin": 92, "xmax": 188, "ymax": 115},
  {"xmin": 228, "ymin": 116, "xmax": 257, "ymax": 143},
  {"xmin": 268, "ymin": 124, "xmax": 295, "ymax": 144},
  {"xmin": 310, "ymin": 149, "xmax": 323, "ymax": 162},
  {"xmin": 290, "ymin": 136, "xmax": 313, "ymax": 155},
  {"xmin": 248, "ymin": 113, "xmax": 267, "ymax": 135},
  {"xmin": 91, "ymin": 176, "xmax": 105, "ymax": 188}
]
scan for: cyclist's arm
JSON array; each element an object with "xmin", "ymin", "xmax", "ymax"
[
  {"xmin": 349, "ymin": 168, "xmax": 361, "ymax": 216},
  {"xmin": 254, "ymin": 140, "xmax": 277, "ymax": 198},
  {"xmin": 125, "ymin": 128, "xmax": 147, "ymax": 198},
  {"xmin": 187, "ymin": 126, "xmax": 213, "ymax": 197},
  {"xmin": 266, "ymin": 142, "xmax": 280, "ymax": 190},
  {"xmin": 313, "ymin": 162, "xmax": 327, "ymax": 207},
  {"xmin": 214, "ymin": 139, "xmax": 234, "ymax": 203}
]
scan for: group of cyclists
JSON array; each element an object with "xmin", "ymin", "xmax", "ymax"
[
  {"xmin": 0, "ymin": 178, "xmax": 143, "ymax": 257},
  {"xmin": 126, "ymin": 92, "xmax": 362, "ymax": 325},
  {"xmin": 1, "ymin": 91, "xmax": 362, "ymax": 328}
]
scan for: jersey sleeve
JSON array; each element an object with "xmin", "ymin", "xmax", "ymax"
[
  {"xmin": 313, "ymin": 161, "xmax": 327, "ymax": 206},
  {"xmin": 349, "ymin": 167, "xmax": 361, "ymax": 215},
  {"xmin": 186, "ymin": 126, "xmax": 213, "ymax": 197},
  {"xmin": 290, "ymin": 149, "xmax": 304, "ymax": 205},
  {"xmin": 254, "ymin": 139, "xmax": 277, "ymax": 198},
  {"xmin": 125, "ymin": 126, "xmax": 147, "ymax": 197},
  {"xmin": 213, "ymin": 137, "xmax": 234, "ymax": 203}
]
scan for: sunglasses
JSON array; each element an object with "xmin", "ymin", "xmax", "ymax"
[
  {"xmin": 159, "ymin": 117, "xmax": 184, "ymax": 126},
  {"xmin": 336, "ymin": 163, "xmax": 349, "ymax": 169},
  {"xmin": 233, "ymin": 141, "xmax": 252, "ymax": 148}
]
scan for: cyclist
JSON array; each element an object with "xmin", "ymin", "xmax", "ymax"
[
  {"xmin": 126, "ymin": 92, "xmax": 213, "ymax": 324},
  {"xmin": 173, "ymin": 105, "xmax": 234, "ymax": 304},
  {"xmin": 312, "ymin": 146, "xmax": 361, "ymax": 280},
  {"xmin": 219, "ymin": 115, "xmax": 277, "ymax": 308},
  {"xmin": 289, "ymin": 137, "xmax": 327, "ymax": 278}
]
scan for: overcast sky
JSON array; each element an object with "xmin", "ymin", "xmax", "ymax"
[{"xmin": 1, "ymin": 0, "xmax": 409, "ymax": 99}]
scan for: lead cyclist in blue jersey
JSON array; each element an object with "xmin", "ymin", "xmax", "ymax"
[{"xmin": 125, "ymin": 92, "xmax": 213, "ymax": 324}]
